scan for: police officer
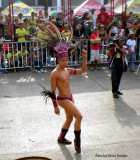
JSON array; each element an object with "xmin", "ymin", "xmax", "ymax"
[{"xmin": 107, "ymin": 36, "xmax": 129, "ymax": 98}]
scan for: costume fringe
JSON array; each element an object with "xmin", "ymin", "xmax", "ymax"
[{"xmin": 39, "ymin": 83, "xmax": 56, "ymax": 104}]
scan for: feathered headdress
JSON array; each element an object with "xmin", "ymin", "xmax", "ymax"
[{"xmin": 32, "ymin": 20, "xmax": 73, "ymax": 61}]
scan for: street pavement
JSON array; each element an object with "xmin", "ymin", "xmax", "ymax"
[{"xmin": 0, "ymin": 67, "xmax": 140, "ymax": 160}]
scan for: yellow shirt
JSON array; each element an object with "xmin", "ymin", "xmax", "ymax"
[
  {"xmin": 16, "ymin": 28, "xmax": 27, "ymax": 42},
  {"xmin": 17, "ymin": 50, "xmax": 29, "ymax": 56},
  {"xmin": 29, "ymin": 18, "xmax": 36, "ymax": 29},
  {"xmin": 7, "ymin": 52, "xmax": 12, "ymax": 59},
  {"xmin": 24, "ymin": 24, "xmax": 30, "ymax": 35}
]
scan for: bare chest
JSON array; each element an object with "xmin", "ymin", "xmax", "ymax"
[{"xmin": 57, "ymin": 71, "xmax": 69, "ymax": 83}]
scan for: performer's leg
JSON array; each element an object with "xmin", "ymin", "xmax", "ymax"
[
  {"xmin": 57, "ymin": 100, "xmax": 82, "ymax": 152},
  {"xmin": 57, "ymin": 100, "xmax": 82, "ymax": 131},
  {"xmin": 58, "ymin": 110, "xmax": 73, "ymax": 144}
]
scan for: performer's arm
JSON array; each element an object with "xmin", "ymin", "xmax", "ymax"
[
  {"xmin": 68, "ymin": 49, "xmax": 87, "ymax": 75},
  {"xmin": 50, "ymin": 71, "xmax": 60, "ymax": 115}
]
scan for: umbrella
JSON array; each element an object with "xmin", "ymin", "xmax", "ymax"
[
  {"xmin": 2, "ymin": 0, "xmax": 36, "ymax": 17},
  {"xmin": 48, "ymin": 11, "xmax": 58, "ymax": 17}
]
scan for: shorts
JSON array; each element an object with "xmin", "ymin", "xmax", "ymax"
[{"xmin": 90, "ymin": 50, "xmax": 99, "ymax": 61}]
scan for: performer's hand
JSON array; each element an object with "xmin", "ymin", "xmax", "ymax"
[
  {"xmin": 82, "ymin": 49, "xmax": 87, "ymax": 58},
  {"xmin": 54, "ymin": 107, "xmax": 60, "ymax": 115}
]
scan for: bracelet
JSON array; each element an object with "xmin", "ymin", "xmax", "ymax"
[{"xmin": 52, "ymin": 99, "xmax": 58, "ymax": 108}]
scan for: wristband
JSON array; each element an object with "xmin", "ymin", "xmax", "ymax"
[{"xmin": 52, "ymin": 99, "xmax": 58, "ymax": 108}]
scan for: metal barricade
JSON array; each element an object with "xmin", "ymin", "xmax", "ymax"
[{"xmin": 0, "ymin": 37, "xmax": 140, "ymax": 73}]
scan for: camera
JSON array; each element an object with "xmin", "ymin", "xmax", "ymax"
[{"xmin": 109, "ymin": 37, "xmax": 119, "ymax": 47}]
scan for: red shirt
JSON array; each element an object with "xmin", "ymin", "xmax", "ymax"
[
  {"xmin": 97, "ymin": 12, "xmax": 109, "ymax": 27},
  {"xmin": 90, "ymin": 33, "xmax": 100, "ymax": 50}
]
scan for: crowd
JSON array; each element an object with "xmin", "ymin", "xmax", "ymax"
[{"xmin": 0, "ymin": 6, "xmax": 140, "ymax": 73}]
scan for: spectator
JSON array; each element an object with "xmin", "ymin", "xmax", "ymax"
[
  {"xmin": 73, "ymin": 24, "xmax": 83, "ymax": 63},
  {"xmin": 61, "ymin": 24, "xmax": 72, "ymax": 39},
  {"xmin": 81, "ymin": 12, "xmax": 89, "ymax": 22},
  {"xmin": 85, "ymin": 20, "xmax": 94, "ymax": 62},
  {"xmin": 85, "ymin": 20, "xmax": 94, "ymax": 38},
  {"xmin": 128, "ymin": 11, "xmax": 134, "ymax": 24},
  {"xmin": 99, "ymin": 24, "xmax": 107, "ymax": 54},
  {"xmin": 0, "ymin": 7, "xmax": 5, "ymax": 38},
  {"xmin": 33, "ymin": 47, "xmax": 43, "ymax": 73},
  {"xmin": 108, "ymin": 22, "xmax": 118, "ymax": 39},
  {"xmin": 29, "ymin": 12, "xmax": 37, "ymax": 36},
  {"xmin": 18, "ymin": 13, "xmax": 24, "ymax": 23},
  {"xmin": 113, "ymin": 14, "xmax": 122, "ymax": 26},
  {"xmin": 14, "ymin": 19, "xmax": 19, "ymax": 42},
  {"xmin": 15, "ymin": 22, "xmax": 27, "ymax": 50},
  {"xmin": 24, "ymin": 18, "xmax": 30, "ymax": 40},
  {"xmin": 56, "ymin": 12, "xmax": 65, "ymax": 32},
  {"xmin": 73, "ymin": 24, "xmax": 83, "ymax": 39},
  {"xmin": 73, "ymin": 15, "xmax": 80, "ymax": 30},
  {"xmin": 97, "ymin": 7, "xmax": 109, "ymax": 30},
  {"xmin": 18, "ymin": 45, "xmax": 31, "ymax": 66},
  {"xmin": 44, "ymin": 11, "xmax": 49, "ymax": 20},
  {"xmin": 135, "ymin": 23, "xmax": 140, "ymax": 60},
  {"xmin": 127, "ymin": 23, "xmax": 134, "ymax": 35},
  {"xmin": 65, "ymin": 10, "xmax": 74, "ymax": 25},
  {"xmin": 116, "ymin": 25, "xmax": 125, "ymax": 38},
  {"xmin": 89, "ymin": 8, "xmax": 97, "ymax": 27},
  {"xmin": 90, "ymin": 27, "xmax": 100, "ymax": 71},
  {"xmin": 126, "ymin": 33, "xmax": 136, "ymax": 72}
]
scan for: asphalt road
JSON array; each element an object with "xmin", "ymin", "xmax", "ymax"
[{"xmin": 0, "ymin": 67, "xmax": 140, "ymax": 160}]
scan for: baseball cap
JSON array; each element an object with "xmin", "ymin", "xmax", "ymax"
[{"xmin": 93, "ymin": 27, "xmax": 98, "ymax": 30}]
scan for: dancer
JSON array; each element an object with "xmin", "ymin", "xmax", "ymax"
[{"xmin": 37, "ymin": 20, "xmax": 87, "ymax": 153}]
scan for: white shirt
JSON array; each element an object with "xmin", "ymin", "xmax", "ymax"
[
  {"xmin": 118, "ymin": 29, "xmax": 124, "ymax": 36},
  {"xmin": 89, "ymin": 13, "xmax": 97, "ymax": 27},
  {"xmin": 112, "ymin": 26, "xmax": 118, "ymax": 34},
  {"xmin": 126, "ymin": 39, "xmax": 136, "ymax": 52}
]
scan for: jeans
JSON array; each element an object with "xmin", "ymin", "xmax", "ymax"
[
  {"xmin": 0, "ymin": 24, "xmax": 4, "ymax": 37},
  {"xmin": 47, "ymin": 51, "xmax": 51, "ymax": 65},
  {"xmin": 111, "ymin": 64, "xmax": 123, "ymax": 93},
  {"xmin": 34, "ymin": 59, "xmax": 43, "ymax": 70},
  {"xmin": 129, "ymin": 51, "xmax": 135, "ymax": 71}
]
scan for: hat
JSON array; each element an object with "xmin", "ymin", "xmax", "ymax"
[
  {"xmin": 101, "ymin": 7, "xmax": 106, "ymax": 10},
  {"xmin": 93, "ymin": 27, "xmax": 98, "ymax": 30},
  {"xmin": 119, "ymin": 36, "xmax": 125, "ymax": 40},
  {"xmin": 100, "ymin": 24, "xmax": 104, "ymax": 28},
  {"xmin": 91, "ymin": 8, "xmax": 96, "ymax": 11},
  {"xmin": 34, "ymin": 47, "xmax": 39, "ymax": 51},
  {"xmin": 128, "ymin": 33, "xmax": 135, "ymax": 38},
  {"xmin": 88, "ymin": 20, "xmax": 94, "ymax": 23},
  {"xmin": 64, "ymin": 24, "xmax": 69, "ymax": 28}
]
